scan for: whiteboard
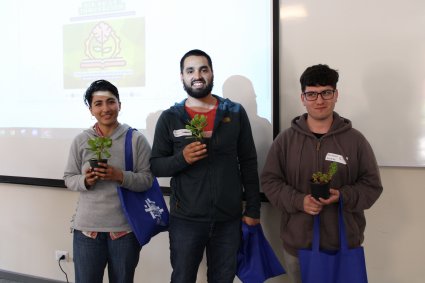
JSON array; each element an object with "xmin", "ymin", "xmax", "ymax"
[{"xmin": 280, "ymin": 0, "xmax": 425, "ymax": 166}]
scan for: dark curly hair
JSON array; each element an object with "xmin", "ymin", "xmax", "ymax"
[
  {"xmin": 84, "ymin": 80, "xmax": 120, "ymax": 108},
  {"xmin": 300, "ymin": 64, "xmax": 339, "ymax": 92}
]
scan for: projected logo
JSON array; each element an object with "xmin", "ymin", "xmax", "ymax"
[
  {"xmin": 63, "ymin": 18, "xmax": 145, "ymax": 88},
  {"xmin": 81, "ymin": 22, "xmax": 124, "ymax": 68}
]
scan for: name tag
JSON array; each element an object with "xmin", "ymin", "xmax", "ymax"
[
  {"xmin": 173, "ymin": 129, "xmax": 192, "ymax": 137},
  {"xmin": 325, "ymin": 153, "xmax": 347, "ymax": 165}
]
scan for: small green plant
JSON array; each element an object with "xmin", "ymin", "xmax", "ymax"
[
  {"xmin": 87, "ymin": 136, "xmax": 112, "ymax": 160},
  {"xmin": 185, "ymin": 114, "xmax": 208, "ymax": 141},
  {"xmin": 311, "ymin": 162, "xmax": 338, "ymax": 184}
]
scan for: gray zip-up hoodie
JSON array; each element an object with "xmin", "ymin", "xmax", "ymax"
[
  {"xmin": 261, "ymin": 112, "xmax": 383, "ymax": 256},
  {"xmin": 64, "ymin": 123, "xmax": 154, "ymax": 232}
]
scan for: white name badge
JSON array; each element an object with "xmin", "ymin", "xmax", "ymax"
[
  {"xmin": 173, "ymin": 129, "xmax": 192, "ymax": 137},
  {"xmin": 325, "ymin": 153, "xmax": 347, "ymax": 165}
]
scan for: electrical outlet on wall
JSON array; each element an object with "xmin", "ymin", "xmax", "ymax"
[{"xmin": 55, "ymin": 250, "xmax": 69, "ymax": 261}]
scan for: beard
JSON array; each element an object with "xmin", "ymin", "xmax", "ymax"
[{"xmin": 183, "ymin": 78, "xmax": 214, "ymax": 99}]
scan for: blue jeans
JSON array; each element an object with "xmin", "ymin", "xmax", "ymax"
[
  {"xmin": 73, "ymin": 230, "xmax": 141, "ymax": 283},
  {"xmin": 169, "ymin": 216, "xmax": 241, "ymax": 283}
]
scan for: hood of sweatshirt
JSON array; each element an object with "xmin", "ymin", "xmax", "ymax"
[{"xmin": 291, "ymin": 112, "xmax": 352, "ymax": 137}]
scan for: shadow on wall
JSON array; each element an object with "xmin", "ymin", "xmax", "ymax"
[
  {"xmin": 144, "ymin": 110, "xmax": 164, "ymax": 147},
  {"xmin": 222, "ymin": 75, "xmax": 273, "ymax": 174}
]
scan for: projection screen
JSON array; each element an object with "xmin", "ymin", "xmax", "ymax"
[{"xmin": 0, "ymin": 0, "xmax": 279, "ymax": 187}]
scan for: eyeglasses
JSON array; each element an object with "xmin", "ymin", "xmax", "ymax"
[{"xmin": 303, "ymin": 89, "xmax": 336, "ymax": 101}]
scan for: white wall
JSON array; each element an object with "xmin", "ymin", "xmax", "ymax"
[
  {"xmin": 2, "ymin": 0, "xmax": 425, "ymax": 282},
  {"xmin": 277, "ymin": 1, "xmax": 425, "ymax": 280},
  {"xmin": 280, "ymin": 0, "xmax": 425, "ymax": 166},
  {"xmin": 364, "ymin": 168, "xmax": 425, "ymax": 283},
  {"xmin": 1, "ymin": 168, "xmax": 424, "ymax": 282},
  {"xmin": 0, "ymin": 183, "xmax": 287, "ymax": 283}
]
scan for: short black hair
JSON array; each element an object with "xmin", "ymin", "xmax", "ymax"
[
  {"xmin": 84, "ymin": 79, "xmax": 120, "ymax": 108},
  {"xmin": 300, "ymin": 64, "xmax": 339, "ymax": 92},
  {"xmin": 180, "ymin": 49, "xmax": 213, "ymax": 74}
]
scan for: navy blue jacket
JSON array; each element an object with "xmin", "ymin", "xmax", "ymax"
[{"xmin": 150, "ymin": 95, "xmax": 261, "ymax": 222}]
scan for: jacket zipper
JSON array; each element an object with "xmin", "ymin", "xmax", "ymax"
[
  {"xmin": 316, "ymin": 139, "xmax": 321, "ymax": 171},
  {"xmin": 209, "ymin": 115, "xmax": 223, "ymax": 221},
  {"xmin": 209, "ymin": 116, "xmax": 220, "ymax": 221}
]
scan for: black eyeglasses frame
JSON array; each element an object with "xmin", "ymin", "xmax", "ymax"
[{"xmin": 303, "ymin": 89, "xmax": 336, "ymax": 101}]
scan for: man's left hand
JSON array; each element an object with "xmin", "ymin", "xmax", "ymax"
[
  {"xmin": 242, "ymin": 216, "xmax": 260, "ymax": 226},
  {"xmin": 318, "ymin": 188, "xmax": 340, "ymax": 205}
]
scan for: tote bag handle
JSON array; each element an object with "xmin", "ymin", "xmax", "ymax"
[
  {"xmin": 312, "ymin": 197, "xmax": 348, "ymax": 252},
  {"xmin": 124, "ymin": 128, "xmax": 135, "ymax": 170}
]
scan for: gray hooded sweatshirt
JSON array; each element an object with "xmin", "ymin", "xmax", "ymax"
[{"xmin": 64, "ymin": 123, "xmax": 154, "ymax": 232}]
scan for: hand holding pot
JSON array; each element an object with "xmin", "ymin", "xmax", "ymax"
[
  {"xmin": 317, "ymin": 188, "xmax": 340, "ymax": 205},
  {"xmin": 303, "ymin": 195, "xmax": 323, "ymax": 215},
  {"xmin": 84, "ymin": 167, "xmax": 98, "ymax": 187},
  {"xmin": 92, "ymin": 163, "xmax": 124, "ymax": 183}
]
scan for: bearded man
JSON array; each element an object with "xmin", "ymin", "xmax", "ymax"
[{"xmin": 150, "ymin": 49, "xmax": 261, "ymax": 283}]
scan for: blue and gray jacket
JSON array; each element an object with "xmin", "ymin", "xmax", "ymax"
[{"xmin": 150, "ymin": 95, "xmax": 261, "ymax": 222}]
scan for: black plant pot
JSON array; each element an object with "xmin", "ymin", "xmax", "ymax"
[
  {"xmin": 201, "ymin": 137, "xmax": 211, "ymax": 146},
  {"xmin": 310, "ymin": 181, "xmax": 330, "ymax": 200},
  {"xmin": 89, "ymin": 158, "xmax": 108, "ymax": 169}
]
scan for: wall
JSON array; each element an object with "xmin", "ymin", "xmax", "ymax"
[
  {"xmin": 1, "ymin": 167, "xmax": 424, "ymax": 282},
  {"xmin": 0, "ymin": 183, "xmax": 286, "ymax": 283},
  {"xmin": 277, "ymin": 1, "xmax": 425, "ymax": 281},
  {"xmin": 364, "ymin": 168, "xmax": 425, "ymax": 283},
  {"xmin": 2, "ymin": 0, "xmax": 425, "ymax": 282},
  {"xmin": 280, "ymin": 0, "xmax": 425, "ymax": 166}
]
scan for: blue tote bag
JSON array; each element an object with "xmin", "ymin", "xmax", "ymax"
[
  {"xmin": 237, "ymin": 223, "xmax": 285, "ymax": 283},
  {"xmin": 117, "ymin": 128, "xmax": 169, "ymax": 246},
  {"xmin": 298, "ymin": 198, "xmax": 368, "ymax": 283}
]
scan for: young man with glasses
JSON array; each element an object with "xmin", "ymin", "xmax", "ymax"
[{"xmin": 261, "ymin": 64, "xmax": 383, "ymax": 282}]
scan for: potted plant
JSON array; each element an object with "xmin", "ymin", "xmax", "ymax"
[
  {"xmin": 87, "ymin": 136, "xmax": 112, "ymax": 168},
  {"xmin": 185, "ymin": 114, "xmax": 208, "ymax": 142},
  {"xmin": 310, "ymin": 161, "xmax": 338, "ymax": 200}
]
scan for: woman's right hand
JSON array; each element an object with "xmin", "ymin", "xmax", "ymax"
[{"xmin": 84, "ymin": 167, "xmax": 98, "ymax": 188}]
